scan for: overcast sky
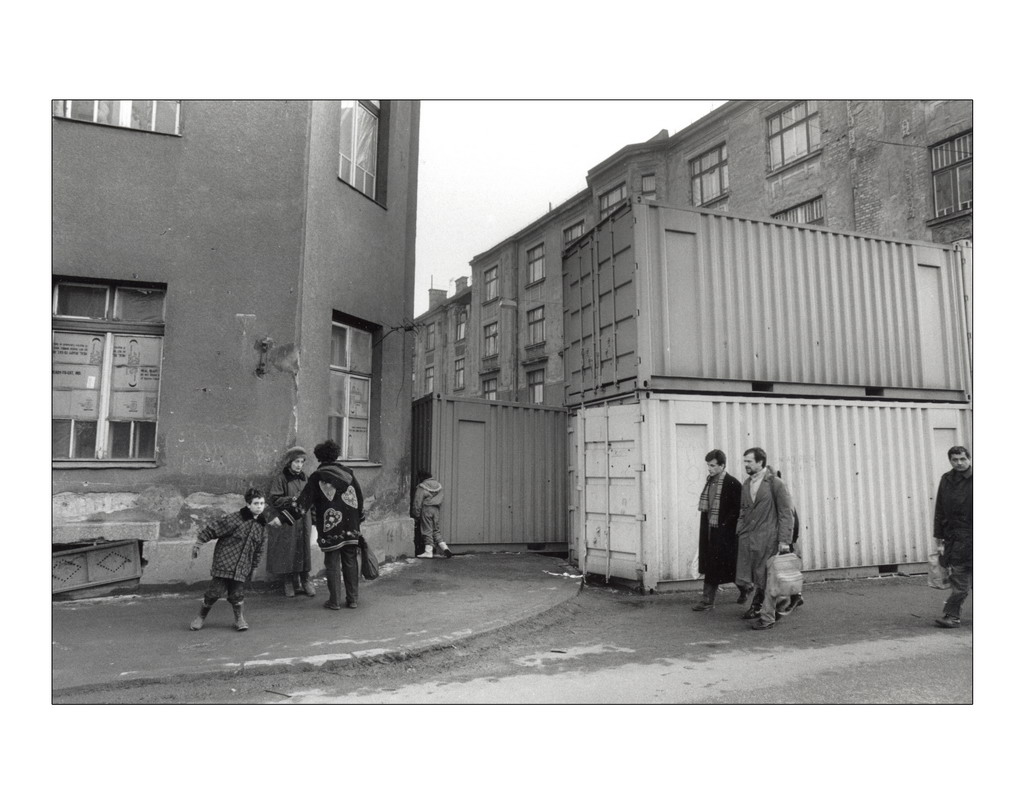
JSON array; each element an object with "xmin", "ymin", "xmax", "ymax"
[{"xmin": 413, "ymin": 100, "xmax": 724, "ymax": 316}]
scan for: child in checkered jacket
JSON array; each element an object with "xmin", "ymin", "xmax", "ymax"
[{"xmin": 188, "ymin": 487, "xmax": 275, "ymax": 632}]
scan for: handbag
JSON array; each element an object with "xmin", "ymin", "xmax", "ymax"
[
  {"xmin": 360, "ymin": 536, "xmax": 380, "ymax": 580},
  {"xmin": 766, "ymin": 552, "xmax": 804, "ymax": 599},
  {"xmin": 928, "ymin": 547, "xmax": 951, "ymax": 589}
]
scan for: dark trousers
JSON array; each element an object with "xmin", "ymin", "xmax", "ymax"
[
  {"xmin": 943, "ymin": 563, "xmax": 972, "ymax": 619},
  {"xmin": 203, "ymin": 576, "xmax": 246, "ymax": 606},
  {"xmin": 325, "ymin": 545, "xmax": 360, "ymax": 605}
]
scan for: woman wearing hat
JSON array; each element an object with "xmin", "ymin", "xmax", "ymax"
[{"xmin": 267, "ymin": 446, "xmax": 315, "ymax": 597}]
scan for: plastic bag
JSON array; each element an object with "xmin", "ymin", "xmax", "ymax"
[
  {"xmin": 928, "ymin": 551, "xmax": 950, "ymax": 589},
  {"xmin": 360, "ymin": 539, "xmax": 380, "ymax": 580},
  {"xmin": 766, "ymin": 552, "xmax": 804, "ymax": 598}
]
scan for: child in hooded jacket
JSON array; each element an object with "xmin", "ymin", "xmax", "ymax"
[{"xmin": 412, "ymin": 471, "xmax": 451, "ymax": 558}]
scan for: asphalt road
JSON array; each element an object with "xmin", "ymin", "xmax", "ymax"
[{"xmin": 54, "ymin": 574, "xmax": 971, "ymax": 704}]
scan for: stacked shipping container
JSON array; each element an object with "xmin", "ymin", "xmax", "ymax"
[{"xmin": 564, "ymin": 200, "xmax": 972, "ymax": 590}]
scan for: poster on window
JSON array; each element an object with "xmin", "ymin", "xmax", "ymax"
[
  {"xmin": 112, "ymin": 335, "xmax": 161, "ymax": 366},
  {"xmin": 347, "ymin": 420, "xmax": 369, "ymax": 460},
  {"xmin": 52, "ymin": 363, "xmax": 101, "ymax": 390},
  {"xmin": 53, "ymin": 333, "xmax": 105, "ymax": 365},
  {"xmin": 110, "ymin": 391, "xmax": 158, "ymax": 419},
  {"xmin": 348, "ymin": 376, "xmax": 369, "ymax": 418},
  {"xmin": 112, "ymin": 364, "xmax": 160, "ymax": 391},
  {"xmin": 52, "ymin": 389, "xmax": 99, "ymax": 419}
]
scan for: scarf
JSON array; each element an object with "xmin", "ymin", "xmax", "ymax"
[{"xmin": 698, "ymin": 472, "xmax": 725, "ymax": 527}]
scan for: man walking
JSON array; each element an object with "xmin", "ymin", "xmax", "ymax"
[
  {"xmin": 934, "ymin": 446, "xmax": 973, "ymax": 628},
  {"xmin": 692, "ymin": 449, "xmax": 743, "ymax": 611},
  {"xmin": 735, "ymin": 447, "xmax": 794, "ymax": 631}
]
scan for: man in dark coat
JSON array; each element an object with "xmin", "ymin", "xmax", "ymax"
[
  {"xmin": 934, "ymin": 446, "xmax": 973, "ymax": 628},
  {"xmin": 692, "ymin": 449, "xmax": 743, "ymax": 611}
]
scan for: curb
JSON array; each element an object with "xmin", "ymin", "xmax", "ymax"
[{"xmin": 52, "ymin": 580, "xmax": 584, "ymax": 697}]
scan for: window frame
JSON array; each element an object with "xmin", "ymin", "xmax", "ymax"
[
  {"xmin": 526, "ymin": 243, "xmax": 546, "ymax": 284},
  {"xmin": 425, "ymin": 322, "xmax": 436, "ymax": 351},
  {"xmin": 771, "ymin": 196, "xmax": 825, "ymax": 226},
  {"xmin": 482, "ymin": 377, "xmax": 498, "ymax": 400},
  {"xmin": 338, "ymin": 100, "xmax": 386, "ymax": 203},
  {"xmin": 563, "ymin": 220, "xmax": 585, "ymax": 246},
  {"xmin": 328, "ymin": 318, "xmax": 374, "ymax": 462},
  {"xmin": 483, "ymin": 322, "xmax": 498, "ymax": 357},
  {"xmin": 53, "ymin": 100, "xmax": 182, "ymax": 136},
  {"xmin": 454, "ymin": 358, "xmax": 465, "ymax": 390},
  {"xmin": 455, "ymin": 307, "xmax": 467, "ymax": 342},
  {"xmin": 52, "ymin": 278, "xmax": 166, "ymax": 464},
  {"xmin": 930, "ymin": 131, "xmax": 973, "ymax": 219},
  {"xmin": 526, "ymin": 305, "xmax": 545, "ymax": 346},
  {"xmin": 598, "ymin": 182, "xmax": 627, "ymax": 217},
  {"xmin": 527, "ymin": 368, "xmax": 545, "ymax": 404},
  {"xmin": 483, "ymin": 266, "xmax": 499, "ymax": 302},
  {"xmin": 424, "ymin": 365, "xmax": 434, "ymax": 393},
  {"xmin": 766, "ymin": 101, "xmax": 821, "ymax": 172},
  {"xmin": 641, "ymin": 173, "xmax": 656, "ymax": 200},
  {"xmin": 690, "ymin": 143, "xmax": 729, "ymax": 206}
]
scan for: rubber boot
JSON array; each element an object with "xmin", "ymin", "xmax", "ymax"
[
  {"xmin": 231, "ymin": 602, "xmax": 249, "ymax": 631},
  {"xmin": 283, "ymin": 576, "xmax": 295, "ymax": 597},
  {"xmin": 189, "ymin": 603, "xmax": 212, "ymax": 631},
  {"xmin": 416, "ymin": 545, "xmax": 434, "ymax": 559},
  {"xmin": 438, "ymin": 541, "xmax": 454, "ymax": 558},
  {"xmin": 300, "ymin": 571, "xmax": 316, "ymax": 596}
]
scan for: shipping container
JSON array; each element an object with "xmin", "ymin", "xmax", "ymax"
[
  {"xmin": 569, "ymin": 393, "xmax": 972, "ymax": 591},
  {"xmin": 411, "ymin": 394, "xmax": 568, "ymax": 550},
  {"xmin": 563, "ymin": 201, "xmax": 973, "ymax": 406}
]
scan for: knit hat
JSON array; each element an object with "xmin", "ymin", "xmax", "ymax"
[
  {"xmin": 283, "ymin": 446, "xmax": 307, "ymax": 466},
  {"xmin": 318, "ymin": 464, "xmax": 353, "ymax": 489}
]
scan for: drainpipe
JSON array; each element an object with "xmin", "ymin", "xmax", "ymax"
[
  {"xmin": 604, "ymin": 401, "xmax": 612, "ymax": 583},
  {"xmin": 954, "ymin": 240, "xmax": 973, "ymax": 402}
]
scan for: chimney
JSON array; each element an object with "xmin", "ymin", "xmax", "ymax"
[
  {"xmin": 428, "ymin": 288, "xmax": 447, "ymax": 310},
  {"xmin": 454, "ymin": 275, "xmax": 469, "ymax": 294}
]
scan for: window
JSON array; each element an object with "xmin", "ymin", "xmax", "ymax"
[
  {"xmin": 52, "ymin": 279, "xmax": 165, "ymax": 461},
  {"xmin": 931, "ymin": 131, "xmax": 973, "ymax": 218},
  {"xmin": 483, "ymin": 266, "xmax": 498, "ymax": 301},
  {"xmin": 641, "ymin": 173, "xmax": 656, "ymax": 200},
  {"xmin": 455, "ymin": 308, "xmax": 467, "ymax": 341},
  {"xmin": 690, "ymin": 144, "xmax": 729, "ymax": 206},
  {"xmin": 527, "ymin": 369, "xmax": 545, "ymax": 404},
  {"xmin": 424, "ymin": 366, "xmax": 434, "ymax": 393},
  {"xmin": 767, "ymin": 101, "xmax": 821, "ymax": 171},
  {"xmin": 53, "ymin": 100, "xmax": 181, "ymax": 135},
  {"xmin": 483, "ymin": 322, "xmax": 498, "ymax": 356},
  {"xmin": 339, "ymin": 100, "xmax": 380, "ymax": 198},
  {"xmin": 454, "ymin": 358, "xmax": 465, "ymax": 390},
  {"xmin": 482, "ymin": 377, "xmax": 497, "ymax": 400},
  {"xmin": 563, "ymin": 220, "xmax": 584, "ymax": 246},
  {"xmin": 599, "ymin": 183, "xmax": 627, "ymax": 216},
  {"xmin": 426, "ymin": 323, "xmax": 436, "ymax": 351},
  {"xmin": 329, "ymin": 319, "xmax": 373, "ymax": 461},
  {"xmin": 772, "ymin": 196, "xmax": 825, "ymax": 226},
  {"xmin": 527, "ymin": 306, "xmax": 545, "ymax": 345},
  {"xmin": 527, "ymin": 244, "xmax": 545, "ymax": 284}
]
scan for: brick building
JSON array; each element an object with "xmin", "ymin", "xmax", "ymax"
[
  {"xmin": 413, "ymin": 100, "xmax": 972, "ymax": 406},
  {"xmin": 52, "ymin": 100, "xmax": 421, "ymax": 591}
]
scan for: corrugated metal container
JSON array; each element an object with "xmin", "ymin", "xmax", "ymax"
[
  {"xmin": 411, "ymin": 394, "xmax": 568, "ymax": 548},
  {"xmin": 563, "ymin": 201, "xmax": 972, "ymax": 405},
  {"xmin": 569, "ymin": 393, "xmax": 972, "ymax": 591}
]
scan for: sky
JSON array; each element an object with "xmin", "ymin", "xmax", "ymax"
[{"xmin": 413, "ymin": 100, "xmax": 724, "ymax": 316}]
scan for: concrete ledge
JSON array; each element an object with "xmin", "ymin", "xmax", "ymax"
[{"xmin": 53, "ymin": 521, "xmax": 161, "ymax": 545}]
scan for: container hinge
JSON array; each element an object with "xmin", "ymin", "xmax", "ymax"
[{"xmin": 635, "ymin": 513, "xmax": 646, "ymax": 522}]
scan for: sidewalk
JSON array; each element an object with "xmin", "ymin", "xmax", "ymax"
[{"xmin": 52, "ymin": 552, "xmax": 583, "ymax": 694}]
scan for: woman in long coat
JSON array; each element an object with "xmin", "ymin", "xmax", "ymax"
[
  {"xmin": 267, "ymin": 446, "xmax": 315, "ymax": 597},
  {"xmin": 692, "ymin": 449, "xmax": 743, "ymax": 610}
]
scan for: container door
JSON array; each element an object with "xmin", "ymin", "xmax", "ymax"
[
  {"xmin": 452, "ymin": 416, "xmax": 486, "ymax": 543},
  {"xmin": 580, "ymin": 404, "xmax": 643, "ymax": 582}
]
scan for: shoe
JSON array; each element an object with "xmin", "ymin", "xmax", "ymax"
[
  {"xmin": 792, "ymin": 594, "xmax": 804, "ymax": 608},
  {"xmin": 189, "ymin": 615, "xmax": 205, "ymax": 631},
  {"xmin": 284, "ymin": 584, "xmax": 295, "ymax": 598},
  {"xmin": 741, "ymin": 605, "xmax": 762, "ymax": 620},
  {"xmin": 935, "ymin": 615, "xmax": 961, "ymax": 629},
  {"xmin": 751, "ymin": 620, "xmax": 774, "ymax": 630},
  {"xmin": 231, "ymin": 603, "xmax": 249, "ymax": 632},
  {"xmin": 776, "ymin": 601, "xmax": 792, "ymax": 616},
  {"xmin": 302, "ymin": 579, "xmax": 317, "ymax": 596},
  {"xmin": 443, "ymin": 549, "xmax": 454, "ymax": 558},
  {"xmin": 692, "ymin": 601, "xmax": 714, "ymax": 611},
  {"xmin": 323, "ymin": 601, "xmax": 342, "ymax": 611},
  {"xmin": 737, "ymin": 589, "xmax": 750, "ymax": 605},
  {"xmin": 416, "ymin": 546, "xmax": 434, "ymax": 558},
  {"xmin": 346, "ymin": 601, "xmax": 358, "ymax": 609}
]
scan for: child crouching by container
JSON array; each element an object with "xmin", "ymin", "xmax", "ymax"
[
  {"xmin": 412, "ymin": 471, "xmax": 451, "ymax": 558},
  {"xmin": 189, "ymin": 487, "xmax": 274, "ymax": 632}
]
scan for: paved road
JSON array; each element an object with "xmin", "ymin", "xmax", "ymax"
[{"xmin": 55, "ymin": 574, "xmax": 971, "ymax": 704}]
